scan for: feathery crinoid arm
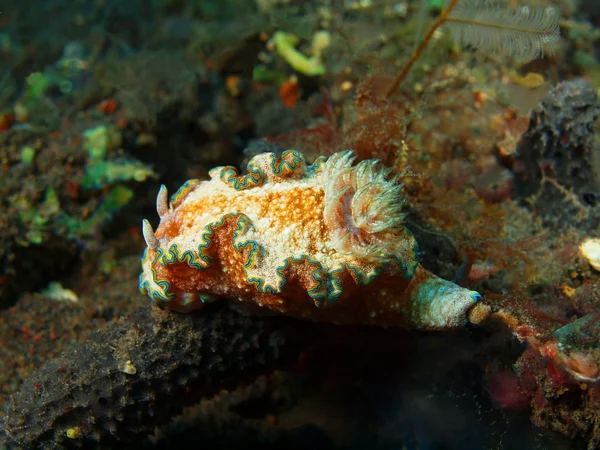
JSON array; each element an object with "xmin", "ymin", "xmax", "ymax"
[{"xmin": 446, "ymin": 0, "xmax": 560, "ymax": 60}]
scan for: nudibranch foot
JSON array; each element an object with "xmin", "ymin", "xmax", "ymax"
[
  {"xmin": 406, "ymin": 266, "xmax": 480, "ymax": 329},
  {"xmin": 139, "ymin": 149, "xmax": 480, "ymax": 330}
]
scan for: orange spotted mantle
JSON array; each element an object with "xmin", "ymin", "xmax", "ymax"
[{"xmin": 139, "ymin": 150, "xmax": 480, "ymax": 329}]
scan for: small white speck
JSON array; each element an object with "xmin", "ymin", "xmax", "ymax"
[
  {"xmin": 257, "ymin": 218, "xmax": 272, "ymax": 228},
  {"xmin": 121, "ymin": 360, "xmax": 137, "ymax": 375}
]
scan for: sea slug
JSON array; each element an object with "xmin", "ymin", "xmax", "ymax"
[{"xmin": 139, "ymin": 150, "xmax": 480, "ymax": 329}]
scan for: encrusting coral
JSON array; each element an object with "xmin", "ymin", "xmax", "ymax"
[{"xmin": 139, "ymin": 150, "xmax": 481, "ymax": 329}]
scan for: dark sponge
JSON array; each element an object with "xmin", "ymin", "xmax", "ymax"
[
  {"xmin": 513, "ymin": 79, "xmax": 600, "ymax": 227},
  {"xmin": 0, "ymin": 304, "xmax": 308, "ymax": 448}
]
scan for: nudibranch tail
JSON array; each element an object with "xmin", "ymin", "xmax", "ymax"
[
  {"xmin": 139, "ymin": 149, "xmax": 480, "ymax": 330},
  {"xmin": 406, "ymin": 266, "xmax": 481, "ymax": 329}
]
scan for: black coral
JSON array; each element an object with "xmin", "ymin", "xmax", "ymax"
[{"xmin": 446, "ymin": 0, "xmax": 561, "ymax": 60}]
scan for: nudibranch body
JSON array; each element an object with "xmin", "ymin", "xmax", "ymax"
[{"xmin": 139, "ymin": 150, "xmax": 480, "ymax": 330}]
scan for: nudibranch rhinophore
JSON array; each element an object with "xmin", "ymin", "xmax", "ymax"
[{"xmin": 139, "ymin": 150, "xmax": 481, "ymax": 330}]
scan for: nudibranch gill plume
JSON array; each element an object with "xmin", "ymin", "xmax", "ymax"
[{"xmin": 139, "ymin": 150, "xmax": 480, "ymax": 330}]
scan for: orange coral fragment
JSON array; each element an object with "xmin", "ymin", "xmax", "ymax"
[{"xmin": 279, "ymin": 76, "xmax": 301, "ymax": 108}]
